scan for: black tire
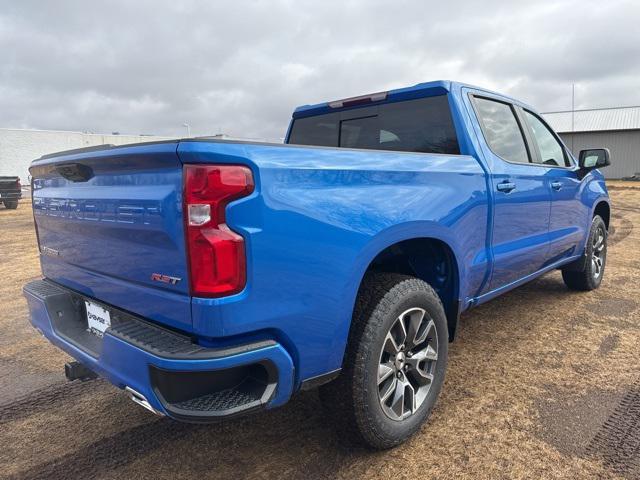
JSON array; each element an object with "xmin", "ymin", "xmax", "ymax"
[
  {"xmin": 3, "ymin": 199, "xmax": 18, "ymax": 209},
  {"xmin": 561, "ymin": 215, "xmax": 607, "ymax": 291},
  {"xmin": 319, "ymin": 273, "xmax": 448, "ymax": 450}
]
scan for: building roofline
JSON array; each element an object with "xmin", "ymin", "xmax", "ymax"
[
  {"xmin": 542, "ymin": 105, "xmax": 640, "ymax": 114},
  {"xmin": 555, "ymin": 127, "xmax": 640, "ymax": 134},
  {"xmin": 0, "ymin": 127, "xmax": 174, "ymax": 137}
]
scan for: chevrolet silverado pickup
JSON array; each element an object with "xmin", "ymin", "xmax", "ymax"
[
  {"xmin": 23, "ymin": 81, "xmax": 611, "ymax": 449},
  {"xmin": 0, "ymin": 176, "xmax": 21, "ymax": 209}
]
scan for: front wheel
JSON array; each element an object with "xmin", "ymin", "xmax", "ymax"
[
  {"xmin": 319, "ymin": 273, "xmax": 448, "ymax": 449},
  {"xmin": 562, "ymin": 215, "xmax": 607, "ymax": 291}
]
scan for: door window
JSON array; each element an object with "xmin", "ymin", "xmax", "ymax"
[
  {"xmin": 523, "ymin": 110, "xmax": 569, "ymax": 167},
  {"xmin": 473, "ymin": 97, "xmax": 530, "ymax": 164}
]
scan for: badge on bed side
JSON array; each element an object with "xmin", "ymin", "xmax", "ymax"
[{"xmin": 150, "ymin": 273, "xmax": 182, "ymax": 285}]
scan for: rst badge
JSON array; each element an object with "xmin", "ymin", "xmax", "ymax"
[{"xmin": 150, "ymin": 273, "xmax": 181, "ymax": 285}]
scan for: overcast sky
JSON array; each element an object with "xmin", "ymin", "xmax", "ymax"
[{"xmin": 1, "ymin": 0, "xmax": 639, "ymax": 140}]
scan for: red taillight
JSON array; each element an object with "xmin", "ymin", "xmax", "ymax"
[{"xmin": 184, "ymin": 165, "xmax": 254, "ymax": 297}]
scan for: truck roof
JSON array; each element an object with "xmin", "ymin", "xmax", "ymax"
[{"xmin": 292, "ymin": 80, "xmax": 530, "ymax": 119}]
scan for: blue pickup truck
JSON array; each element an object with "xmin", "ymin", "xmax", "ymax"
[{"xmin": 24, "ymin": 80, "xmax": 611, "ymax": 449}]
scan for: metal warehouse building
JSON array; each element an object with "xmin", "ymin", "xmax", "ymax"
[{"xmin": 543, "ymin": 106, "xmax": 640, "ymax": 179}]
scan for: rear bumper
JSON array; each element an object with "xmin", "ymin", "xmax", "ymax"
[
  {"xmin": 0, "ymin": 190, "xmax": 21, "ymax": 199},
  {"xmin": 23, "ymin": 279, "xmax": 294, "ymax": 421}
]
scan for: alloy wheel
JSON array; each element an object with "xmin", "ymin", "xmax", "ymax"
[
  {"xmin": 592, "ymin": 225, "xmax": 606, "ymax": 279},
  {"xmin": 377, "ymin": 307, "xmax": 438, "ymax": 421}
]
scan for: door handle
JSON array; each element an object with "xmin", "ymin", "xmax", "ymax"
[
  {"xmin": 551, "ymin": 181, "xmax": 562, "ymax": 191},
  {"xmin": 496, "ymin": 181, "xmax": 516, "ymax": 193}
]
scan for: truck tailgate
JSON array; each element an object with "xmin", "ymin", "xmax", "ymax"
[{"xmin": 30, "ymin": 141, "xmax": 192, "ymax": 331}]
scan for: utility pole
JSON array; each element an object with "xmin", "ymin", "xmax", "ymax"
[
  {"xmin": 571, "ymin": 84, "xmax": 575, "ymax": 154},
  {"xmin": 182, "ymin": 122, "xmax": 191, "ymax": 137}
]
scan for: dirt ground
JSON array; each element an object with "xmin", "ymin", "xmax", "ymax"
[{"xmin": 1, "ymin": 186, "xmax": 639, "ymax": 480}]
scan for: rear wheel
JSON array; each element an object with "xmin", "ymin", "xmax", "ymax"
[
  {"xmin": 562, "ymin": 215, "xmax": 607, "ymax": 291},
  {"xmin": 319, "ymin": 273, "xmax": 448, "ymax": 449},
  {"xmin": 3, "ymin": 199, "xmax": 18, "ymax": 209}
]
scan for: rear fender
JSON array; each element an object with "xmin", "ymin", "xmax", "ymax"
[{"xmin": 337, "ymin": 223, "xmax": 465, "ymax": 353}]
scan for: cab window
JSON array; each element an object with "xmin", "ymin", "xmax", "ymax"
[
  {"xmin": 473, "ymin": 97, "xmax": 530, "ymax": 164},
  {"xmin": 523, "ymin": 110, "xmax": 570, "ymax": 167},
  {"xmin": 288, "ymin": 95, "xmax": 460, "ymax": 155}
]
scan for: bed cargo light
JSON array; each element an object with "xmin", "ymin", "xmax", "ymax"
[{"xmin": 183, "ymin": 165, "xmax": 254, "ymax": 297}]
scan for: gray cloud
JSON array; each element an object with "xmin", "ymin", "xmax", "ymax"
[{"xmin": 1, "ymin": 0, "xmax": 638, "ymax": 139}]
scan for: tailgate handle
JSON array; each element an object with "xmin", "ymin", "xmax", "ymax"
[{"xmin": 55, "ymin": 163, "xmax": 94, "ymax": 182}]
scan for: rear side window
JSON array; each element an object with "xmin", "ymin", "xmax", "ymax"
[
  {"xmin": 288, "ymin": 95, "xmax": 460, "ymax": 155},
  {"xmin": 286, "ymin": 112, "xmax": 340, "ymax": 148},
  {"xmin": 523, "ymin": 110, "xmax": 570, "ymax": 167},
  {"xmin": 473, "ymin": 97, "xmax": 529, "ymax": 164}
]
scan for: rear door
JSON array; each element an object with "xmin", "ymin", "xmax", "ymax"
[
  {"xmin": 30, "ymin": 141, "xmax": 192, "ymax": 331},
  {"xmin": 518, "ymin": 109, "xmax": 587, "ymax": 263},
  {"xmin": 468, "ymin": 94, "xmax": 551, "ymax": 291}
]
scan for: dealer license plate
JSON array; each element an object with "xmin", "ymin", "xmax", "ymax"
[{"xmin": 85, "ymin": 301, "xmax": 111, "ymax": 337}]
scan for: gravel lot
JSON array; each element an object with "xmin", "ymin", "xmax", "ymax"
[{"xmin": 1, "ymin": 186, "xmax": 639, "ymax": 480}]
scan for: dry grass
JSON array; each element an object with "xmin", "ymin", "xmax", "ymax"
[{"xmin": 1, "ymin": 187, "xmax": 639, "ymax": 479}]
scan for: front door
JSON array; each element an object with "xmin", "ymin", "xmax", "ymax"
[
  {"xmin": 469, "ymin": 94, "xmax": 551, "ymax": 291},
  {"xmin": 519, "ymin": 109, "xmax": 587, "ymax": 263}
]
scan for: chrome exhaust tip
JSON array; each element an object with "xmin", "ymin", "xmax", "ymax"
[{"xmin": 125, "ymin": 386, "xmax": 164, "ymax": 416}]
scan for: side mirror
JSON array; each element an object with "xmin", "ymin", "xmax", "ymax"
[{"xmin": 579, "ymin": 148, "xmax": 610, "ymax": 170}]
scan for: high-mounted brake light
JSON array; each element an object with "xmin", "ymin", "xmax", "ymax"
[
  {"xmin": 184, "ymin": 165, "xmax": 254, "ymax": 297},
  {"xmin": 328, "ymin": 91, "xmax": 388, "ymax": 109}
]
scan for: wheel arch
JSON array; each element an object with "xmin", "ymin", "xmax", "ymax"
[
  {"xmin": 351, "ymin": 235, "xmax": 462, "ymax": 342},
  {"xmin": 593, "ymin": 200, "xmax": 610, "ymax": 230}
]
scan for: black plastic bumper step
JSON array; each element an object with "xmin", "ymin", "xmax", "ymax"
[
  {"xmin": 172, "ymin": 388, "xmax": 261, "ymax": 412},
  {"xmin": 24, "ymin": 279, "xmax": 275, "ymax": 360}
]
